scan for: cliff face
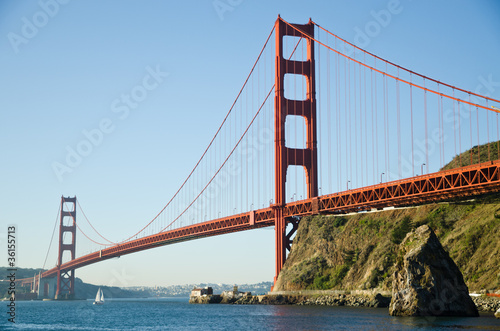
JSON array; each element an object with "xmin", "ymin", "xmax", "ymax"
[{"xmin": 273, "ymin": 195, "xmax": 500, "ymax": 292}]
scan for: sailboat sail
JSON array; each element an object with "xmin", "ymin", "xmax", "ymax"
[
  {"xmin": 93, "ymin": 288, "xmax": 104, "ymax": 304},
  {"xmin": 95, "ymin": 288, "xmax": 101, "ymax": 302}
]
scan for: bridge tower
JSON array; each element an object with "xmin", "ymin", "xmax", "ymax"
[
  {"xmin": 274, "ymin": 16, "xmax": 318, "ymax": 284},
  {"xmin": 55, "ymin": 196, "xmax": 77, "ymax": 299}
]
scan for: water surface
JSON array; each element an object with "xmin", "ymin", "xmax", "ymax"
[{"xmin": 2, "ymin": 297, "xmax": 499, "ymax": 330}]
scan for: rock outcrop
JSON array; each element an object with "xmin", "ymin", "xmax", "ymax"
[
  {"xmin": 232, "ymin": 293, "xmax": 391, "ymax": 307},
  {"xmin": 495, "ymin": 308, "xmax": 500, "ymax": 319},
  {"xmin": 389, "ymin": 225, "xmax": 479, "ymax": 317},
  {"xmin": 470, "ymin": 295, "xmax": 500, "ymax": 312},
  {"xmin": 189, "ymin": 295, "xmax": 222, "ymax": 304}
]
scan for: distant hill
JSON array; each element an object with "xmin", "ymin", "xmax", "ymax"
[
  {"xmin": 0, "ymin": 267, "xmax": 151, "ymax": 300},
  {"xmin": 74, "ymin": 278, "xmax": 152, "ymax": 300}
]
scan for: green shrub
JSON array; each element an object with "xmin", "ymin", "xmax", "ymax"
[
  {"xmin": 330, "ymin": 264, "xmax": 350, "ymax": 287},
  {"xmin": 312, "ymin": 274, "xmax": 331, "ymax": 290},
  {"xmin": 342, "ymin": 248, "xmax": 359, "ymax": 266},
  {"xmin": 332, "ymin": 216, "xmax": 347, "ymax": 228},
  {"xmin": 367, "ymin": 250, "xmax": 396, "ymax": 287},
  {"xmin": 390, "ymin": 216, "xmax": 413, "ymax": 244}
]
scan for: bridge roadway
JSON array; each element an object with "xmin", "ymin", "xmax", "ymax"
[{"xmin": 25, "ymin": 160, "xmax": 500, "ymax": 282}]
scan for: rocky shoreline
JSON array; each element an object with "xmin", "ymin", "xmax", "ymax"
[
  {"xmin": 192, "ymin": 292, "xmax": 500, "ymax": 313},
  {"xmin": 471, "ymin": 296, "xmax": 500, "ymax": 312},
  {"xmin": 236, "ymin": 293, "xmax": 391, "ymax": 308}
]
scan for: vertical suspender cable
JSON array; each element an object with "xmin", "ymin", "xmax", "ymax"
[
  {"xmin": 353, "ymin": 59, "xmax": 357, "ymax": 187},
  {"xmin": 302, "ymin": 37, "xmax": 305, "ymax": 197},
  {"xmin": 458, "ymin": 99, "xmax": 462, "ymax": 166},
  {"xmin": 344, "ymin": 45, "xmax": 348, "ymax": 188},
  {"xmin": 363, "ymin": 55, "xmax": 368, "ymax": 186},
  {"xmin": 318, "ymin": 27, "xmax": 322, "ymax": 195},
  {"xmin": 374, "ymin": 59, "xmax": 379, "ymax": 182},
  {"xmin": 453, "ymin": 89, "xmax": 457, "ymax": 163},
  {"xmin": 410, "ymin": 74, "xmax": 414, "ymax": 176},
  {"xmin": 348, "ymin": 56, "xmax": 352, "ymax": 186},
  {"xmin": 440, "ymin": 93, "xmax": 445, "ymax": 168},
  {"xmin": 386, "ymin": 63, "xmax": 390, "ymax": 180},
  {"xmin": 469, "ymin": 95, "xmax": 473, "ymax": 165},
  {"xmin": 437, "ymin": 85, "xmax": 442, "ymax": 168},
  {"xmin": 424, "ymin": 79, "xmax": 428, "ymax": 173},
  {"xmin": 337, "ymin": 39, "xmax": 341, "ymax": 192},
  {"xmin": 477, "ymin": 105, "xmax": 480, "ymax": 164},
  {"xmin": 359, "ymin": 62, "xmax": 363, "ymax": 186},
  {"xmin": 252, "ymin": 52, "xmax": 255, "ymax": 208},
  {"xmin": 383, "ymin": 63, "xmax": 388, "ymax": 180},
  {"xmin": 371, "ymin": 68, "xmax": 375, "ymax": 183},
  {"xmin": 42, "ymin": 202, "xmax": 61, "ymax": 270},
  {"xmin": 327, "ymin": 33, "xmax": 332, "ymax": 192},
  {"xmin": 397, "ymin": 68, "xmax": 401, "ymax": 178},
  {"xmin": 487, "ymin": 100, "xmax": 490, "ymax": 161}
]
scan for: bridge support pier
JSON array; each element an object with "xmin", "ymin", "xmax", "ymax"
[
  {"xmin": 274, "ymin": 215, "xmax": 301, "ymax": 284},
  {"xmin": 274, "ymin": 16, "xmax": 317, "ymax": 287},
  {"xmin": 38, "ymin": 277, "xmax": 57, "ymax": 299},
  {"xmin": 55, "ymin": 196, "xmax": 77, "ymax": 300},
  {"xmin": 274, "ymin": 210, "xmax": 286, "ymax": 283},
  {"xmin": 284, "ymin": 217, "xmax": 300, "ymax": 252}
]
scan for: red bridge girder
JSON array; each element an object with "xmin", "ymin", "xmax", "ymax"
[{"xmin": 27, "ymin": 160, "xmax": 500, "ymax": 282}]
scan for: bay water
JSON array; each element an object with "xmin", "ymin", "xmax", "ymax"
[{"xmin": 2, "ymin": 297, "xmax": 499, "ymax": 330}]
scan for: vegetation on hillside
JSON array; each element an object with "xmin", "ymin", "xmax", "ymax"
[
  {"xmin": 0, "ymin": 267, "xmax": 151, "ymax": 299},
  {"xmin": 441, "ymin": 140, "xmax": 500, "ymax": 170},
  {"xmin": 275, "ymin": 140, "xmax": 500, "ymax": 292}
]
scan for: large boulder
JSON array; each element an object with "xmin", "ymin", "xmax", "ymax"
[
  {"xmin": 495, "ymin": 308, "xmax": 500, "ymax": 319},
  {"xmin": 389, "ymin": 225, "xmax": 478, "ymax": 317}
]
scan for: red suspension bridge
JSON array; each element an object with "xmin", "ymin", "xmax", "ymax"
[{"xmin": 19, "ymin": 16, "xmax": 500, "ymax": 299}]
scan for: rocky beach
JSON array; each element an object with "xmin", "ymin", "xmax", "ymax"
[{"xmin": 191, "ymin": 290, "xmax": 500, "ymax": 313}]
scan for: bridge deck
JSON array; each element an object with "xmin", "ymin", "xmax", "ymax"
[{"xmin": 20, "ymin": 160, "xmax": 500, "ymax": 284}]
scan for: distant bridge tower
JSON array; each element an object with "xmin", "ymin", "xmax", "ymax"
[
  {"xmin": 274, "ymin": 16, "xmax": 318, "ymax": 284},
  {"xmin": 55, "ymin": 196, "xmax": 77, "ymax": 299}
]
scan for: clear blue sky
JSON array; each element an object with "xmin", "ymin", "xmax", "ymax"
[{"xmin": 1, "ymin": 0, "xmax": 499, "ymax": 287}]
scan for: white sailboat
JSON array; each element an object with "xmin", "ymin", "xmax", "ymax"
[{"xmin": 93, "ymin": 288, "xmax": 104, "ymax": 305}]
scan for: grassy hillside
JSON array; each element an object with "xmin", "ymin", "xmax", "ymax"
[
  {"xmin": 441, "ymin": 140, "xmax": 500, "ymax": 170},
  {"xmin": 274, "ymin": 195, "xmax": 500, "ymax": 292}
]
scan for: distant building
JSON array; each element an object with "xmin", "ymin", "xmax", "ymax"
[
  {"xmin": 190, "ymin": 287, "xmax": 213, "ymax": 297},
  {"xmin": 222, "ymin": 285, "xmax": 244, "ymax": 300},
  {"xmin": 191, "ymin": 288, "xmax": 202, "ymax": 297}
]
